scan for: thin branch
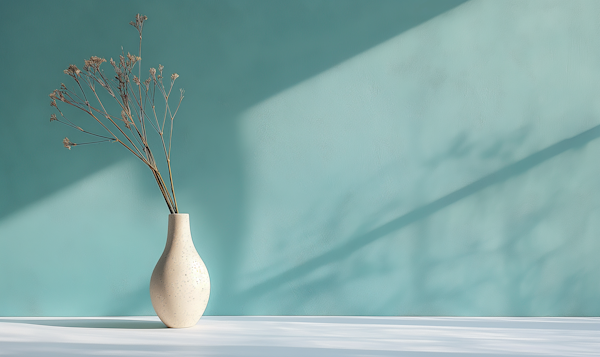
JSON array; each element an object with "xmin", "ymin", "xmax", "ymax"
[{"xmin": 50, "ymin": 14, "xmax": 183, "ymax": 213}]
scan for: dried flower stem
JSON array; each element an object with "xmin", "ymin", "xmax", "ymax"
[{"xmin": 49, "ymin": 14, "xmax": 182, "ymax": 213}]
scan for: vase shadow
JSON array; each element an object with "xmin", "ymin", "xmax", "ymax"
[{"xmin": 0, "ymin": 318, "xmax": 166, "ymax": 329}]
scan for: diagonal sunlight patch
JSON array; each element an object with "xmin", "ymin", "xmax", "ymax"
[{"xmin": 234, "ymin": 0, "xmax": 600, "ymax": 315}]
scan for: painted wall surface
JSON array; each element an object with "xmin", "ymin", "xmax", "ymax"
[{"xmin": 1, "ymin": 0, "xmax": 600, "ymax": 316}]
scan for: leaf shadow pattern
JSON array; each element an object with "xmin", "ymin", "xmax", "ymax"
[{"xmin": 238, "ymin": 124, "xmax": 600, "ymax": 310}]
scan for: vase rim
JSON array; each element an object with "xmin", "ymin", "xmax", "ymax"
[{"xmin": 169, "ymin": 213, "xmax": 188, "ymax": 216}]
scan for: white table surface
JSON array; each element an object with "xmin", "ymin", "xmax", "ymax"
[{"xmin": 0, "ymin": 316, "xmax": 599, "ymax": 356}]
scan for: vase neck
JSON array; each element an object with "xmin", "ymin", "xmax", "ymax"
[{"xmin": 167, "ymin": 213, "xmax": 191, "ymax": 246}]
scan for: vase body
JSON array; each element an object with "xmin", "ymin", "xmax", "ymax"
[{"xmin": 150, "ymin": 214, "xmax": 210, "ymax": 328}]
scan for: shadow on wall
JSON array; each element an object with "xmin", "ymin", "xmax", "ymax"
[
  {"xmin": 239, "ymin": 124, "xmax": 600, "ymax": 315},
  {"xmin": 0, "ymin": 0, "xmax": 467, "ymax": 316},
  {"xmin": 0, "ymin": 0, "xmax": 468, "ymax": 218},
  {"xmin": 230, "ymin": 0, "xmax": 600, "ymax": 316},
  {"xmin": 172, "ymin": 0, "xmax": 469, "ymax": 315}
]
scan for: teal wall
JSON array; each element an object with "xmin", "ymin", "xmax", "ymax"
[{"xmin": 2, "ymin": 0, "xmax": 600, "ymax": 316}]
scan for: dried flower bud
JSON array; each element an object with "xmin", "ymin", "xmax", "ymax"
[
  {"xmin": 110, "ymin": 58, "xmax": 116, "ymax": 67},
  {"xmin": 50, "ymin": 99, "xmax": 57, "ymax": 107},
  {"xmin": 158, "ymin": 64, "xmax": 164, "ymax": 73},
  {"xmin": 64, "ymin": 64, "xmax": 81, "ymax": 77},
  {"xmin": 127, "ymin": 53, "xmax": 140, "ymax": 64},
  {"xmin": 92, "ymin": 56, "xmax": 106, "ymax": 64},
  {"xmin": 171, "ymin": 73, "xmax": 179, "ymax": 81},
  {"xmin": 50, "ymin": 113, "xmax": 58, "ymax": 122},
  {"xmin": 149, "ymin": 68, "xmax": 156, "ymax": 79},
  {"xmin": 129, "ymin": 14, "xmax": 148, "ymax": 29},
  {"xmin": 50, "ymin": 89, "xmax": 65, "ymax": 102},
  {"xmin": 84, "ymin": 56, "xmax": 106, "ymax": 71},
  {"xmin": 133, "ymin": 75, "xmax": 140, "ymax": 85},
  {"xmin": 63, "ymin": 137, "xmax": 76, "ymax": 150}
]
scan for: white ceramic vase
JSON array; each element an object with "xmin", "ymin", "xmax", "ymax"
[{"xmin": 150, "ymin": 214, "xmax": 210, "ymax": 328}]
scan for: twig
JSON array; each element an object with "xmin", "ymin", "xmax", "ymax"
[{"xmin": 49, "ymin": 14, "xmax": 183, "ymax": 213}]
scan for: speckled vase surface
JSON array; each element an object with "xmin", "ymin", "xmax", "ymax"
[{"xmin": 150, "ymin": 214, "xmax": 210, "ymax": 328}]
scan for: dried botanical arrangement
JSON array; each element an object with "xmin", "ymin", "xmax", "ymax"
[{"xmin": 49, "ymin": 14, "xmax": 182, "ymax": 213}]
